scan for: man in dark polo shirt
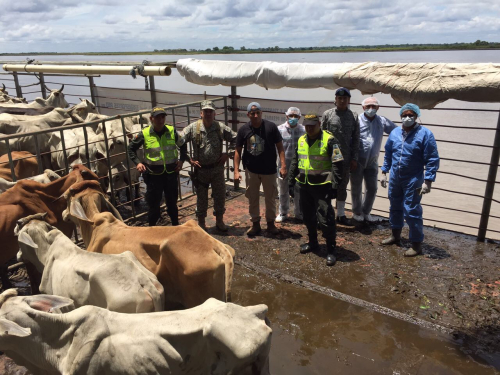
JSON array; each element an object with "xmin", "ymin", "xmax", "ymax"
[{"xmin": 233, "ymin": 102, "xmax": 287, "ymax": 236}]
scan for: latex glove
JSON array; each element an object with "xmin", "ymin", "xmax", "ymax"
[
  {"xmin": 289, "ymin": 185, "xmax": 295, "ymax": 198},
  {"xmin": 380, "ymin": 173, "xmax": 388, "ymax": 188},
  {"xmin": 420, "ymin": 180, "xmax": 432, "ymax": 195}
]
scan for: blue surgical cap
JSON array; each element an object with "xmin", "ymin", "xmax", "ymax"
[{"xmin": 399, "ymin": 103, "xmax": 421, "ymax": 118}]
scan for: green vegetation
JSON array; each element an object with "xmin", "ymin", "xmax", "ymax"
[{"xmin": 1, "ymin": 40, "xmax": 499, "ymax": 56}]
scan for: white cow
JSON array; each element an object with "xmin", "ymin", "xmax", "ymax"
[
  {"xmin": 0, "ymin": 85, "xmax": 68, "ymax": 109},
  {"xmin": 15, "ymin": 213, "xmax": 164, "ymax": 313},
  {"xmin": 0, "ymin": 169, "xmax": 60, "ymax": 194},
  {"xmin": 0, "ymin": 290, "xmax": 271, "ymax": 375},
  {"xmin": 108, "ymin": 160, "xmax": 141, "ymax": 203}
]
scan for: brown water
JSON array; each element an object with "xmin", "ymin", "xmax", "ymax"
[{"xmin": 233, "ymin": 265, "xmax": 499, "ymax": 375}]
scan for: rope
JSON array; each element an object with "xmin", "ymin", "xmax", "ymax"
[{"xmin": 129, "ymin": 60, "xmax": 151, "ymax": 90}]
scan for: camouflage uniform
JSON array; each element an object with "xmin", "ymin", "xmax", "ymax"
[
  {"xmin": 182, "ymin": 120, "xmax": 237, "ymax": 218},
  {"xmin": 321, "ymin": 108, "xmax": 360, "ymax": 201}
]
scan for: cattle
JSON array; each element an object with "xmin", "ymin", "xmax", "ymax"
[
  {"xmin": 0, "ymin": 85, "xmax": 68, "ymax": 109},
  {"xmin": 15, "ymin": 213, "xmax": 164, "ymax": 313},
  {"xmin": 108, "ymin": 161, "xmax": 141, "ymax": 203},
  {"xmin": 0, "ymin": 290, "xmax": 271, "ymax": 375},
  {"xmin": 0, "ymin": 107, "xmax": 71, "ymax": 133},
  {"xmin": 63, "ymin": 180, "xmax": 235, "ymax": 310},
  {"xmin": 0, "ymin": 151, "xmax": 38, "ymax": 181},
  {"xmin": 0, "ymin": 105, "xmax": 54, "ymax": 116},
  {"xmin": 0, "ymin": 165, "xmax": 99, "ymax": 292},
  {"xmin": 0, "ymin": 84, "xmax": 27, "ymax": 104},
  {"xmin": 0, "ymin": 169, "xmax": 60, "ymax": 194}
]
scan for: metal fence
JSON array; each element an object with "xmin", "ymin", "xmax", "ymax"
[{"xmin": 0, "ymin": 69, "xmax": 499, "ymax": 241}]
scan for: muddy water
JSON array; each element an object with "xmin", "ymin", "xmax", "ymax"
[{"xmin": 233, "ymin": 265, "xmax": 498, "ymax": 374}]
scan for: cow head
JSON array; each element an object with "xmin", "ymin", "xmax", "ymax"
[
  {"xmin": 44, "ymin": 85, "xmax": 69, "ymax": 108},
  {"xmin": 15, "ymin": 213, "xmax": 58, "ymax": 272},
  {"xmin": 0, "ymin": 289, "xmax": 75, "ymax": 350}
]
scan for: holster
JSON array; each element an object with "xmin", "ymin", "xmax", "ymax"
[{"xmin": 188, "ymin": 170, "xmax": 199, "ymax": 192}]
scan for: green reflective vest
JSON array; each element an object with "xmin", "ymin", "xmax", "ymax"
[
  {"xmin": 296, "ymin": 131, "xmax": 333, "ymax": 185},
  {"xmin": 142, "ymin": 125, "xmax": 178, "ymax": 175}
]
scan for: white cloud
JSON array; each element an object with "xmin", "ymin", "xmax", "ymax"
[{"xmin": 0, "ymin": 0, "xmax": 498, "ymax": 52}]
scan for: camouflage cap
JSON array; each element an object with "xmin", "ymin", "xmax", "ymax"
[
  {"xmin": 151, "ymin": 107, "xmax": 167, "ymax": 117},
  {"xmin": 302, "ymin": 113, "xmax": 320, "ymax": 126},
  {"xmin": 201, "ymin": 100, "xmax": 216, "ymax": 111}
]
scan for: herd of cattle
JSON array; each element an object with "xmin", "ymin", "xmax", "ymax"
[{"xmin": 0, "ymin": 86, "xmax": 272, "ymax": 374}]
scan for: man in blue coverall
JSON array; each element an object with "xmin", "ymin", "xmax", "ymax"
[{"xmin": 380, "ymin": 103, "xmax": 439, "ymax": 257}]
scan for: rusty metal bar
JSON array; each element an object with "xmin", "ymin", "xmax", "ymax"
[
  {"xmin": 477, "ymin": 109, "xmax": 500, "ymax": 241},
  {"xmin": 88, "ymin": 76, "xmax": 97, "ymax": 106},
  {"xmin": 82, "ymin": 126, "xmax": 91, "ymax": 169}
]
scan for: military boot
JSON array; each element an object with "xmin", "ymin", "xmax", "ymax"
[
  {"xmin": 381, "ymin": 228, "xmax": 402, "ymax": 245},
  {"xmin": 404, "ymin": 242, "xmax": 423, "ymax": 257},
  {"xmin": 300, "ymin": 227, "xmax": 319, "ymax": 254},
  {"xmin": 197, "ymin": 217, "xmax": 206, "ymax": 231},
  {"xmin": 247, "ymin": 221, "xmax": 261, "ymax": 236},
  {"xmin": 326, "ymin": 239, "xmax": 337, "ymax": 266},
  {"xmin": 267, "ymin": 221, "xmax": 279, "ymax": 235},
  {"xmin": 216, "ymin": 215, "xmax": 228, "ymax": 232}
]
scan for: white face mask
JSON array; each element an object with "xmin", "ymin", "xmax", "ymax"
[
  {"xmin": 401, "ymin": 116, "xmax": 415, "ymax": 128},
  {"xmin": 364, "ymin": 108, "xmax": 377, "ymax": 117}
]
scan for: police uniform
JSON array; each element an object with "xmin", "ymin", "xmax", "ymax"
[
  {"xmin": 289, "ymin": 114, "xmax": 344, "ymax": 266},
  {"xmin": 181, "ymin": 103, "xmax": 236, "ymax": 229},
  {"xmin": 127, "ymin": 108, "xmax": 188, "ymax": 226}
]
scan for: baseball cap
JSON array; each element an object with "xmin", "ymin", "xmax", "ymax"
[
  {"xmin": 201, "ymin": 100, "xmax": 216, "ymax": 111},
  {"xmin": 302, "ymin": 113, "xmax": 320, "ymax": 126},
  {"xmin": 335, "ymin": 87, "xmax": 351, "ymax": 97},
  {"xmin": 151, "ymin": 107, "xmax": 167, "ymax": 117},
  {"xmin": 247, "ymin": 102, "xmax": 261, "ymax": 112}
]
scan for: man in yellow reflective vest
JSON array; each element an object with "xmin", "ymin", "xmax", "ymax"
[
  {"xmin": 288, "ymin": 113, "xmax": 344, "ymax": 266},
  {"xmin": 128, "ymin": 107, "xmax": 188, "ymax": 226}
]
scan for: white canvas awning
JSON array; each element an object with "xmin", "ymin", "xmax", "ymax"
[{"xmin": 176, "ymin": 58, "xmax": 500, "ymax": 108}]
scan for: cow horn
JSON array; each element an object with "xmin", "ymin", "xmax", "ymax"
[
  {"xmin": 1, "ymin": 83, "xmax": 5, "ymax": 91},
  {"xmin": 58, "ymin": 84, "xmax": 64, "ymax": 93}
]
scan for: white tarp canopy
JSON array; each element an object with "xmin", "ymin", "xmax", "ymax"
[{"xmin": 176, "ymin": 58, "xmax": 500, "ymax": 109}]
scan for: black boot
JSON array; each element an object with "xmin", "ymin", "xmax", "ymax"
[
  {"xmin": 300, "ymin": 228, "xmax": 319, "ymax": 254},
  {"xmin": 381, "ymin": 228, "xmax": 402, "ymax": 245},
  {"xmin": 326, "ymin": 239, "xmax": 336, "ymax": 266}
]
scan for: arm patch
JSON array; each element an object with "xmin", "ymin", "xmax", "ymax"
[{"xmin": 332, "ymin": 144, "xmax": 343, "ymax": 162}]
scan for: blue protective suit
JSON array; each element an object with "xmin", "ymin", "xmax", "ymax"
[{"xmin": 381, "ymin": 125, "xmax": 439, "ymax": 242}]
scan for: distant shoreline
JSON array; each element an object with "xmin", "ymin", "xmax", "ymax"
[{"xmin": 1, "ymin": 45, "xmax": 499, "ymax": 57}]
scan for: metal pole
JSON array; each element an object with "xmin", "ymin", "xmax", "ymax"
[
  {"xmin": 59, "ymin": 130, "xmax": 70, "ymax": 175},
  {"xmin": 224, "ymin": 97, "xmax": 230, "ymax": 181},
  {"xmin": 33, "ymin": 134, "xmax": 43, "ymax": 174},
  {"xmin": 88, "ymin": 76, "xmax": 97, "ymax": 106},
  {"xmin": 101, "ymin": 120, "xmax": 116, "ymax": 206},
  {"xmin": 82, "ymin": 126, "xmax": 91, "ymax": 169},
  {"xmin": 5, "ymin": 141, "xmax": 16, "ymax": 182},
  {"xmin": 39, "ymin": 73, "xmax": 47, "ymax": 99},
  {"xmin": 477, "ymin": 109, "xmax": 500, "ymax": 241},
  {"xmin": 12, "ymin": 72, "xmax": 22, "ymax": 99},
  {"xmin": 149, "ymin": 76, "xmax": 157, "ymax": 108},
  {"xmin": 120, "ymin": 117, "xmax": 136, "ymax": 218},
  {"xmin": 230, "ymin": 86, "xmax": 238, "ymax": 132}
]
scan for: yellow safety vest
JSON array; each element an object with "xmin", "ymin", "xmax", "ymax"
[
  {"xmin": 142, "ymin": 125, "xmax": 178, "ymax": 175},
  {"xmin": 296, "ymin": 131, "xmax": 334, "ymax": 185}
]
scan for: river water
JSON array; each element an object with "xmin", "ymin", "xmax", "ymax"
[{"xmin": 1, "ymin": 50, "xmax": 500, "ymax": 240}]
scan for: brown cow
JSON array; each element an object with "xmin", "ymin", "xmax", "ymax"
[
  {"xmin": 0, "ymin": 165, "xmax": 99, "ymax": 291},
  {"xmin": 0, "ymin": 151, "xmax": 39, "ymax": 181},
  {"xmin": 63, "ymin": 180, "xmax": 235, "ymax": 310}
]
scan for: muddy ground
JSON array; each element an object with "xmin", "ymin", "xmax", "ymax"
[{"xmin": 2, "ymin": 186, "xmax": 499, "ymax": 374}]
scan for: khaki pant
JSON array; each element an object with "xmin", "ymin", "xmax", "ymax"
[{"xmin": 245, "ymin": 170, "xmax": 278, "ymax": 223}]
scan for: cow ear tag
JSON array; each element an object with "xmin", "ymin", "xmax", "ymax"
[{"xmin": 18, "ymin": 232, "xmax": 38, "ymax": 249}]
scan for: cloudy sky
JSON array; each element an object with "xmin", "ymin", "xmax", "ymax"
[{"xmin": 0, "ymin": 0, "xmax": 499, "ymax": 53}]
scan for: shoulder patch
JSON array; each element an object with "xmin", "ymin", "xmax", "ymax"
[{"xmin": 332, "ymin": 144, "xmax": 343, "ymax": 162}]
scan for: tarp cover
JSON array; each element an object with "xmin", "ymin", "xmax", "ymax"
[{"xmin": 176, "ymin": 58, "xmax": 500, "ymax": 108}]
